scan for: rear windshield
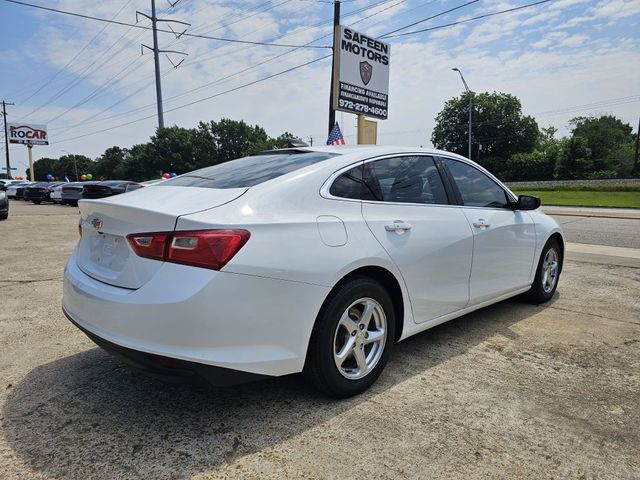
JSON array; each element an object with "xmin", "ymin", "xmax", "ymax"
[{"xmin": 159, "ymin": 151, "xmax": 337, "ymax": 189}]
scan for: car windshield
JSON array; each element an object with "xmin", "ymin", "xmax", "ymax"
[{"xmin": 160, "ymin": 151, "xmax": 338, "ymax": 189}]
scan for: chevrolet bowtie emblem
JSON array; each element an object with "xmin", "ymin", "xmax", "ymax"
[{"xmin": 90, "ymin": 217, "xmax": 103, "ymax": 230}]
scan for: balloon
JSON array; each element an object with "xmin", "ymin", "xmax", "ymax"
[
  {"xmin": 81, "ymin": 174, "xmax": 87, "ymax": 181},
  {"xmin": 47, "ymin": 174, "xmax": 52, "ymax": 180},
  {"xmin": 86, "ymin": 173, "xmax": 93, "ymax": 180},
  {"xmin": 170, "ymin": 172, "xmax": 177, "ymax": 178},
  {"xmin": 162, "ymin": 173, "xmax": 171, "ymax": 179},
  {"xmin": 51, "ymin": 176, "xmax": 55, "ymax": 181}
]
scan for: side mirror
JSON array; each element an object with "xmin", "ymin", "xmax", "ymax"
[{"xmin": 513, "ymin": 194, "xmax": 541, "ymax": 211}]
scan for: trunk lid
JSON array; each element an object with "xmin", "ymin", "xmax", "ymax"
[{"xmin": 76, "ymin": 185, "xmax": 247, "ymax": 289}]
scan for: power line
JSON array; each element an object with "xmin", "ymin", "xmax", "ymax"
[
  {"xmin": 18, "ymin": 13, "xmax": 154, "ymax": 122},
  {"xmin": 381, "ymin": 0, "xmax": 556, "ymax": 38},
  {"xmin": 380, "ymin": 0, "xmax": 479, "ymax": 37},
  {"xmin": 46, "ymin": 0, "xmax": 304, "ymax": 130},
  {"xmin": 18, "ymin": 0, "xmax": 134, "ymax": 105},
  {"xmin": 1, "ymin": 0, "xmax": 332, "ymax": 48},
  {"xmin": 51, "ymin": 0, "xmax": 404, "ymax": 133},
  {"xmin": 54, "ymin": 54, "xmax": 333, "ymax": 144}
]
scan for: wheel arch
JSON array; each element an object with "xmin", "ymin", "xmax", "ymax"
[
  {"xmin": 548, "ymin": 232, "xmax": 565, "ymax": 272},
  {"xmin": 320, "ymin": 265, "xmax": 406, "ymax": 342}
]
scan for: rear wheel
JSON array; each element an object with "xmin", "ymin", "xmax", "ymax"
[
  {"xmin": 69, "ymin": 200, "xmax": 78, "ymax": 207},
  {"xmin": 33, "ymin": 200, "xmax": 41, "ymax": 205},
  {"xmin": 304, "ymin": 277, "xmax": 395, "ymax": 397},
  {"xmin": 526, "ymin": 238, "xmax": 561, "ymax": 304}
]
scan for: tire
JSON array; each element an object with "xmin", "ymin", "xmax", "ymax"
[
  {"xmin": 69, "ymin": 200, "xmax": 78, "ymax": 207},
  {"xmin": 0, "ymin": 212, "xmax": 7, "ymax": 221},
  {"xmin": 304, "ymin": 276, "xmax": 395, "ymax": 398},
  {"xmin": 526, "ymin": 238, "xmax": 562, "ymax": 304},
  {"xmin": 33, "ymin": 200, "xmax": 41, "ymax": 205},
  {"xmin": 60, "ymin": 200, "xmax": 67, "ymax": 205}
]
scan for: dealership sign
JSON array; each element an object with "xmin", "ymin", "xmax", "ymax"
[
  {"xmin": 332, "ymin": 26, "xmax": 390, "ymax": 120},
  {"xmin": 7, "ymin": 123, "xmax": 49, "ymax": 145}
]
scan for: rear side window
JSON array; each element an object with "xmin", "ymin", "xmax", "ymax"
[
  {"xmin": 444, "ymin": 158, "xmax": 509, "ymax": 208},
  {"xmin": 160, "ymin": 151, "xmax": 337, "ymax": 189},
  {"xmin": 366, "ymin": 156, "xmax": 449, "ymax": 205},
  {"xmin": 329, "ymin": 164, "xmax": 380, "ymax": 201}
]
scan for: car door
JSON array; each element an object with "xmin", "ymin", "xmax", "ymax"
[
  {"xmin": 357, "ymin": 155, "xmax": 474, "ymax": 323},
  {"xmin": 441, "ymin": 158, "xmax": 537, "ymax": 304}
]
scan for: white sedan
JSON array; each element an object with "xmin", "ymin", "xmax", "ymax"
[
  {"xmin": 62, "ymin": 146, "xmax": 563, "ymax": 397},
  {"xmin": 50, "ymin": 184, "xmax": 65, "ymax": 204}
]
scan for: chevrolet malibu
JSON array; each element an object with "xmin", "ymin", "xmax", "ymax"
[{"xmin": 63, "ymin": 146, "xmax": 563, "ymax": 397}]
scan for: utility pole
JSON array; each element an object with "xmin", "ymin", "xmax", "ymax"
[
  {"xmin": 2, "ymin": 100, "xmax": 15, "ymax": 180},
  {"xmin": 328, "ymin": 0, "xmax": 340, "ymax": 135},
  {"xmin": 633, "ymin": 115, "xmax": 640, "ymax": 177},
  {"xmin": 137, "ymin": 0, "xmax": 189, "ymax": 129},
  {"xmin": 452, "ymin": 68, "xmax": 472, "ymax": 160},
  {"xmin": 151, "ymin": 0, "xmax": 164, "ymax": 128}
]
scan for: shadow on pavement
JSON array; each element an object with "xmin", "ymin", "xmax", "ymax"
[{"xmin": 3, "ymin": 296, "xmax": 555, "ymax": 479}]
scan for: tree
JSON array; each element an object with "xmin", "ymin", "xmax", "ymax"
[
  {"xmin": 54, "ymin": 154, "xmax": 94, "ymax": 181},
  {"xmin": 31, "ymin": 157, "xmax": 58, "ymax": 181},
  {"xmin": 556, "ymin": 137, "xmax": 592, "ymax": 179},
  {"xmin": 94, "ymin": 146, "xmax": 127, "ymax": 180},
  {"xmin": 194, "ymin": 118, "xmax": 276, "ymax": 168},
  {"xmin": 569, "ymin": 115, "xmax": 635, "ymax": 176},
  {"xmin": 432, "ymin": 92, "xmax": 539, "ymax": 168}
]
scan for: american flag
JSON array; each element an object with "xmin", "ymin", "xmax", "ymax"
[{"xmin": 326, "ymin": 122, "xmax": 345, "ymax": 145}]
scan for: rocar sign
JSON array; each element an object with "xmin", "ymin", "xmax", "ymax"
[
  {"xmin": 8, "ymin": 123, "xmax": 49, "ymax": 145},
  {"xmin": 333, "ymin": 26, "xmax": 390, "ymax": 120}
]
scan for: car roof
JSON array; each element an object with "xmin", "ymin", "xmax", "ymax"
[{"xmin": 268, "ymin": 145, "xmax": 467, "ymax": 159}]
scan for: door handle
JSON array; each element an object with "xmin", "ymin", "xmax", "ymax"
[
  {"xmin": 472, "ymin": 219, "xmax": 491, "ymax": 229},
  {"xmin": 384, "ymin": 221, "xmax": 412, "ymax": 234}
]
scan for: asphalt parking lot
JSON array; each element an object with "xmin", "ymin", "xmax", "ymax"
[{"xmin": 1, "ymin": 201, "xmax": 639, "ymax": 479}]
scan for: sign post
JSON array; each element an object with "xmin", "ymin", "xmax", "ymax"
[
  {"xmin": 332, "ymin": 25, "xmax": 390, "ymax": 144},
  {"xmin": 7, "ymin": 123, "xmax": 49, "ymax": 181},
  {"xmin": 27, "ymin": 144, "xmax": 34, "ymax": 181}
]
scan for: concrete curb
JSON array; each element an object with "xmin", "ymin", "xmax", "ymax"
[{"xmin": 542, "ymin": 207, "xmax": 640, "ymax": 220}]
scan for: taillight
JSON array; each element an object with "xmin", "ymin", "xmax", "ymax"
[
  {"xmin": 126, "ymin": 229, "xmax": 250, "ymax": 270},
  {"xmin": 128, "ymin": 233, "xmax": 170, "ymax": 261}
]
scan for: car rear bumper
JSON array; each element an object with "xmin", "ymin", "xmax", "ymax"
[
  {"xmin": 63, "ymin": 308, "xmax": 271, "ymax": 386},
  {"xmin": 62, "ymin": 247, "xmax": 330, "ymax": 378}
]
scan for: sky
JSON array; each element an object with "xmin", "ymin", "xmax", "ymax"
[{"xmin": 1, "ymin": 0, "xmax": 639, "ymax": 177}]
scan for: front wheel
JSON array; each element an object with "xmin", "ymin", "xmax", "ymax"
[
  {"xmin": 526, "ymin": 238, "xmax": 562, "ymax": 304},
  {"xmin": 33, "ymin": 200, "xmax": 41, "ymax": 205},
  {"xmin": 304, "ymin": 277, "xmax": 395, "ymax": 397}
]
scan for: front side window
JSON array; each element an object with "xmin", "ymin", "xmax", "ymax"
[
  {"xmin": 365, "ymin": 156, "xmax": 449, "ymax": 205},
  {"xmin": 444, "ymin": 159, "xmax": 509, "ymax": 208}
]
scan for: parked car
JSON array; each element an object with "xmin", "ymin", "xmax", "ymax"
[
  {"xmin": 82, "ymin": 181, "xmax": 142, "ymax": 200},
  {"xmin": 24, "ymin": 182, "xmax": 66, "ymax": 204},
  {"xmin": 1, "ymin": 179, "xmax": 23, "ymax": 189},
  {"xmin": 6, "ymin": 181, "xmax": 32, "ymax": 200},
  {"xmin": 62, "ymin": 146, "xmax": 564, "ymax": 397},
  {"xmin": 61, "ymin": 181, "xmax": 98, "ymax": 207},
  {"xmin": 0, "ymin": 188, "xmax": 8, "ymax": 220},
  {"xmin": 50, "ymin": 184, "xmax": 66, "ymax": 204}
]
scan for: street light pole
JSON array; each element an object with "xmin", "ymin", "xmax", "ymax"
[{"xmin": 452, "ymin": 68, "xmax": 472, "ymax": 160}]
